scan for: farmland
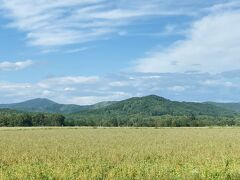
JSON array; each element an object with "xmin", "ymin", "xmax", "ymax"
[{"xmin": 1, "ymin": 127, "xmax": 240, "ymax": 179}]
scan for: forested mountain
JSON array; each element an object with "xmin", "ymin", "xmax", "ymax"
[
  {"xmin": 0, "ymin": 98, "xmax": 116, "ymax": 114},
  {"xmin": 206, "ymin": 102, "xmax": 240, "ymax": 113},
  {"xmin": 0, "ymin": 98, "xmax": 89, "ymax": 114},
  {"xmin": 2, "ymin": 95, "xmax": 240, "ymax": 127},
  {"xmin": 65, "ymin": 95, "xmax": 239, "ymax": 127},
  {"xmin": 77, "ymin": 95, "xmax": 235, "ymax": 116},
  {"xmin": 1, "ymin": 96, "xmax": 239, "ymax": 115},
  {"xmin": 91, "ymin": 101, "xmax": 116, "ymax": 109}
]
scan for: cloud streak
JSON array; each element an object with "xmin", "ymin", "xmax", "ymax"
[
  {"xmin": 1, "ymin": 72, "xmax": 240, "ymax": 104},
  {"xmin": 0, "ymin": 0, "xmax": 222, "ymax": 47},
  {"xmin": 1, "ymin": 1, "xmax": 240, "ymax": 104},
  {"xmin": 0, "ymin": 60, "xmax": 33, "ymax": 71},
  {"xmin": 38, "ymin": 76, "xmax": 100, "ymax": 88}
]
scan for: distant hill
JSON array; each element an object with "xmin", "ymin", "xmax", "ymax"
[
  {"xmin": 0, "ymin": 98, "xmax": 117, "ymax": 114},
  {"xmin": 0, "ymin": 96, "xmax": 239, "ymax": 116},
  {"xmin": 64, "ymin": 95, "xmax": 239, "ymax": 127},
  {"xmin": 0, "ymin": 98, "xmax": 88, "ymax": 114},
  {"xmin": 76, "ymin": 95, "xmax": 235, "ymax": 116},
  {"xmin": 91, "ymin": 101, "xmax": 117, "ymax": 109},
  {"xmin": 1, "ymin": 95, "xmax": 240, "ymax": 127},
  {"xmin": 206, "ymin": 102, "xmax": 240, "ymax": 113}
]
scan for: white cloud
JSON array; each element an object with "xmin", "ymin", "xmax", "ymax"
[
  {"xmin": 135, "ymin": 10, "xmax": 240, "ymax": 74},
  {"xmin": 201, "ymin": 79, "xmax": 238, "ymax": 88},
  {"xmin": 41, "ymin": 90, "xmax": 53, "ymax": 96},
  {"xmin": 1, "ymin": 72, "xmax": 240, "ymax": 104},
  {"xmin": 64, "ymin": 87, "xmax": 76, "ymax": 92},
  {"xmin": 109, "ymin": 81, "xmax": 129, "ymax": 87},
  {"xmin": 0, "ymin": 82, "xmax": 31, "ymax": 90},
  {"xmin": 64, "ymin": 47, "xmax": 90, "ymax": 54},
  {"xmin": 0, "ymin": 0, "xmax": 214, "ymax": 47},
  {"xmin": 207, "ymin": 1, "xmax": 240, "ymax": 13},
  {"xmin": 38, "ymin": 76, "xmax": 100, "ymax": 88},
  {"xmin": 0, "ymin": 60, "xmax": 33, "ymax": 71},
  {"xmin": 64, "ymin": 92, "xmax": 131, "ymax": 105},
  {"xmin": 168, "ymin": 86, "xmax": 186, "ymax": 92}
]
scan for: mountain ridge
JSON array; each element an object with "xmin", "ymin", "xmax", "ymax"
[
  {"xmin": 0, "ymin": 98, "xmax": 86, "ymax": 114},
  {"xmin": 77, "ymin": 95, "xmax": 236, "ymax": 116},
  {"xmin": 0, "ymin": 98, "xmax": 115, "ymax": 114},
  {"xmin": 0, "ymin": 95, "xmax": 240, "ymax": 115},
  {"xmin": 64, "ymin": 95, "xmax": 240, "ymax": 126}
]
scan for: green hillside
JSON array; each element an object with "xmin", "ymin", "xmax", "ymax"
[
  {"xmin": 1, "ymin": 96, "xmax": 236, "ymax": 116},
  {"xmin": 65, "ymin": 95, "xmax": 238, "ymax": 127},
  {"xmin": 0, "ymin": 98, "xmax": 116, "ymax": 114},
  {"xmin": 91, "ymin": 101, "xmax": 116, "ymax": 109},
  {"xmin": 79, "ymin": 95, "xmax": 234, "ymax": 116},
  {"xmin": 206, "ymin": 102, "xmax": 240, "ymax": 113},
  {"xmin": 0, "ymin": 98, "xmax": 88, "ymax": 114},
  {"xmin": 1, "ymin": 95, "xmax": 240, "ymax": 127}
]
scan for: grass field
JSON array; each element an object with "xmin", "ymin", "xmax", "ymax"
[{"xmin": 1, "ymin": 127, "xmax": 240, "ymax": 179}]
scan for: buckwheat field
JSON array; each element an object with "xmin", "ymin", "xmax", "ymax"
[{"xmin": 1, "ymin": 127, "xmax": 240, "ymax": 179}]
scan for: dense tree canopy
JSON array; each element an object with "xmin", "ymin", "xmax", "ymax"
[
  {"xmin": 64, "ymin": 114, "xmax": 240, "ymax": 127},
  {"xmin": 0, "ymin": 109, "xmax": 64, "ymax": 127},
  {"xmin": 64, "ymin": 95, "xmax": 239, "ymax": 127},
  {"xmin": 1, "ymin": 95, "xmax": 240, "ymax": 127}
]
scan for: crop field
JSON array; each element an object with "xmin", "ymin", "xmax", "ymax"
[{"xmin": 1, "ymin": 127, "xmax": 240, "ymax": 179}]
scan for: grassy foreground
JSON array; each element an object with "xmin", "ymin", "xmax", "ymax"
[{"xmin": 1, "ymin": 128, "xmax": 240, "ymax": 179}]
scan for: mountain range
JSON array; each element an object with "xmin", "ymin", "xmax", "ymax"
[
  {"xmin": 0, "ymin": 98, "xmax": 115, "ymax": 114},
  {"xmin": 0, "ymin": 95, "xmax": 239, "ymax": 116}
]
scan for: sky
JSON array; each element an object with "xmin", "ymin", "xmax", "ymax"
[{"xmin": 0, "ymin": 0, "xmax": 240, "ymax": 105}]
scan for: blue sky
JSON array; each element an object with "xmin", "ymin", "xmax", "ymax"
[{"xmin": 0, "ymin": 0, "xmax": 240, "ymax": 104}]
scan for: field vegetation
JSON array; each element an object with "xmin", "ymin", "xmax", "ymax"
[{"xmin": 1, "ymin": 127, "xmax": 240, "ymax": 179}]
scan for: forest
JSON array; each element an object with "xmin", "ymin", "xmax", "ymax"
[
  {"xmin": 64, "ymin": 114, "xmax": 239, "ymax": 127},
  {"xmin": 1, "ymin": 95, "xmax": 240, "ymax": 127},
  {"xmin": 0, "ymin": 109, "xmax": 65, "ymax": 127}
]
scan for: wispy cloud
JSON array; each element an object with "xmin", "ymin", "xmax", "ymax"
[
  {"xmin": 206, "ymin": 1, "xmax": 240, "ymax": 13},
  {"xmin": 38, "ymin": 76, "xmax": 100, "ymax": 88},
  {"xmin": 64, "ymin": 47, "xmax": 90, "ymax": 54},
  {"xmin": 0, "ymin": 0, "xmax": 220, "ymax": 47},
  {"xmin": 168, "ymin": 85, "xmax": 187, "ymax": 92},
  {"xmin": 135, "ymin": 9, "xmax": 240, "ymax": 74},
  {"xmin": 1, "ymin": 71, "xmax": 240, "ymax": 104},
  {"xmin": 0, "ymin": 82, "xmax": 31, "ymax": 90},
  {"xmin": 0, "ymin": 60, "xmax": 33, "ymax": 71},
  {"xmin": 1, "ymin": 1, "xmax": 240, "ymax": 104}
]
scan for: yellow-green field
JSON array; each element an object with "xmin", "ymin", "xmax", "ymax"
[{"xmin": 1, "ymin": 127, "xmax": 240, "ymax": 179}]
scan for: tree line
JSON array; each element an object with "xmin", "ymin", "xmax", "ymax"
[
  {"xmin": 0, "ymin": 109, "xmax": 65, "ymax": 127},
  {"xmin": 64, "ymin": 114, "xmax": 240, "ymax": 127},
  {"xmin": 1, "ymin": 109, "xmax": 240, "ymax": 127}
]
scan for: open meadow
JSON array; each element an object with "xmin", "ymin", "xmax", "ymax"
[{"xmin": 1, "ymin": 127, "xmax": 240, "ymax": 179}]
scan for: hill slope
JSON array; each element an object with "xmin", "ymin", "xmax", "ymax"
[
  {"xmin": 206, "ymin": 102, "xmax": 240, "ymax": 113},
  {"xmin": 64, "ymin": 95, "xmax": 238, "ymax": 127},
  {"xmin": 0, "ymin": 96, "xmax": 238, "ymax": 116},
  {"xmin": 78, "ymin": 95, "xmax": 235, "ymax": 116},
  {"xmin": 0, "ymin": 98, "xmax": 87, "ymax": 114},
  {"xmin": 1, "ymin": 95, "xmax": 239, "ymax": 127},
  {"xmin": 0, "ymin": 98, "xmax": 116, "ymax": 114}
]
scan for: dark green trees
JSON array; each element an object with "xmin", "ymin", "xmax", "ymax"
[{"xmin": 0, "ymin": 109, "xmax": 65, "ymax": 127}]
